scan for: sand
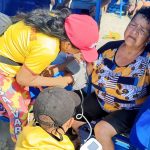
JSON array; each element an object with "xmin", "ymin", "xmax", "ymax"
[{"xmin": 97, "ymin": 12, "xmax": 130, "ymax": 48}]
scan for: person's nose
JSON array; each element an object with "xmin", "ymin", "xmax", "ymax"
[{"xmin": 132, "ymin": 25, "xmax": 141, "ymax": 36}]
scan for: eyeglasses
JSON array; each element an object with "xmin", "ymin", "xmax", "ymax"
[{"xmin": 128, "ymin": 23, "xmax": 149, "ymax": 37}]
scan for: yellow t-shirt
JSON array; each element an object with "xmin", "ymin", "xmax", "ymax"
[
  {"xmin": 15, "ymin": 125, "xmax": 75, "ymax": 150},
  {"xmin": 0, "ymin": 21, "xmax": 60, "ymax": 77}
]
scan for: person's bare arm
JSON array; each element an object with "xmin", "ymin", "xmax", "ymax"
[
  {"xmin": 86, "ymin": 62, "xmax": 94, "ymax": 75},
  {"xmin": 16, "ymin": 65, "xmax": 73, "ymax": 87}
]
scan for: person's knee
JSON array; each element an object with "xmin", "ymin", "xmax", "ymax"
[{"xmin": 94, "ymin": 120, "xmax": 117, "ymax": 138}]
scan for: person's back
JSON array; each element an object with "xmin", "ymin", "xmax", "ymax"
[
  {"xmin": 0, "ymin": 20, "xmax": 60, "ymax": 77},
  {"xmin": 16, "ymin": 124, "xmax": 74, "ymax": 150},
  {"xmin": 15, "ymin": 87, "xmax": 81, "ymax": 150}
]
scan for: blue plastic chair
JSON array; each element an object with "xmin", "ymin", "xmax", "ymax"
[
  {"xmin": 69, "ymin": 0, "xmax": 102, "ymax": 25},
  {"xmin": 107, "ymin": 0, "xmax": 128, "ymax": 18},
  {"xmin": 119, "ymin": 0, "xmax": 128, "ymax": 18}
]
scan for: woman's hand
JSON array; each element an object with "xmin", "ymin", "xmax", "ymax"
[
  {"xmin": 41, "ymin": 65, "xmax": 54, "ymax": 77},
  {"xmin": 41, "ymin": 64, "xmax": 65, "ymax": 77},
  {"xmin": 64, "ymin": 74, "xmax": 74, "ymax": 84}
]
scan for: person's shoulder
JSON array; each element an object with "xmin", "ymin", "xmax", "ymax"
[
  {"xmin": 34, "ymin": 33, "xmax": 60, "ymax": 50},
  {"xmin": 6, "ymin": 21, "xmax": 32, "ymax": 40},
  {"xmin": 17, "ymin": 125, "xmax": 46, "ymax": 142},
  {"xmin": 61, "ymin": 135, "xmax": 75, "ymax": 150},
  {"xmin": 16, "ymin": 125, "xmax": 48, "ymax": 149},
  {"xmin": 63, "ymin": 134, "xmax": 74, "ymax": 142},
  {"xmin": 97, "ymin": 40, "xmax": 124, "ymax": 55},
  {"xmin": 11, "ymin": 21, "xmax": 31, "ymax": 30}
]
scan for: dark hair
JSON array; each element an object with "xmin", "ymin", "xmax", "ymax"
[
  {"xmin": 133, "ymin": 7, "xmax": 150, "ymax": 24},
  {"xmin": 13, "ymin": 8, "xmax": 71, "ymax": 40}
]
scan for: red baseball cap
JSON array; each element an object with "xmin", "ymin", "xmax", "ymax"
[{"xmin": 65, "ymin": 14, "xmax": 99, "ymax": 62}]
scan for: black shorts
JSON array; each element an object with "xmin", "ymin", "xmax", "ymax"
[{"xmin": 75, "ymin": 92, "xmax": 139, "ymax": 134}]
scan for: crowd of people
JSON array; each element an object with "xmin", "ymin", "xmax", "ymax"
[{"xmin": 0, "ymin": 0, "xmax": 149, "ymax": 150}]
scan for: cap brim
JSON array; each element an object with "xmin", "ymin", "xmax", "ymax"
[
  {"xmin": 81, "ymin": 48, "xmax": 98, "ymax": 63},
  {"xmin": 68, "ymin": 91, "xmax": 81, "ymax": 107}
]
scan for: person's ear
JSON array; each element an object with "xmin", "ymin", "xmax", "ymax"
[
  {"xmin": 62, "ymin": 118, "xmax": 75, "ymax": 132},
  {"xmin": 67, "ymin": 118, "xmax": 75, "ymax": 128}
]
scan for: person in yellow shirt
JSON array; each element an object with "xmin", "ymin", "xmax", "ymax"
[
  {"xmin": 0, "ymin": 8, "xmax": 99, "ymax": 142},
  {"xmin": 16, "ymin": 87, "xmax": 80, "ymax": 150}
]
